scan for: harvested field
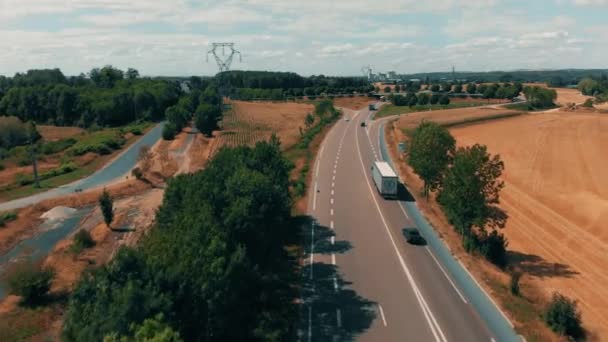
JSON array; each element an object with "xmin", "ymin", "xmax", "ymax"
[
  {"xmin": 332, "ymin": 96, "xmax": 374, "ymax": 110},
  {"xmin": 395, "ymin": 106, "xmax": 521, "ymax": 131},
  {"xmin": 37, "ymin": 125, "xmax": 85, "ymax": 141},
  {"xmin": 553, "ymin": 88, "xmax": 592, "ymax": 105},
  {"xmin": 223, "ymin": 101, "xmax": 314, "ymax": 150},
  {"xmin": 451, "ymin": 112, "xmax": 608, "ymax": 337}
]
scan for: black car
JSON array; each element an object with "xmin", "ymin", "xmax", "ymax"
[
  {"xmin": 403, "ymin": 228, "xmax": 425, "ymax": 245},
  {"xmin": 360, "ymin": 121, "xmax": 366, "ymax": 127}
]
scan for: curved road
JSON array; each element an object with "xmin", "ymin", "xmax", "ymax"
[
  {"xmin": 0, "ymin": 122, "xmax": 165, "ymax": 212},
  {"xmin": 303, "ymin": 106, "xmax": 521, "ymax": 341}
]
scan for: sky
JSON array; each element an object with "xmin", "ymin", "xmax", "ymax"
[{"xmin": 0, "ymin": 0, "xmax": 607, "ymax": 77}]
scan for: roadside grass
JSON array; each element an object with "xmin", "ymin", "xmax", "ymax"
[
  {"xmin": 0, "ymin": 123, "xmax": 154, "ymax": 202},
  {"xmin": 0, "ymin": 211, "xmax": 17, "ymax": 227},
  {"xmin": 375, "ymin": 102, "xmax": 492, "ymax": 119}
]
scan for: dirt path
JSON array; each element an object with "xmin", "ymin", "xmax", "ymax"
[{"xmin": 451, "ymin": 112, "xmax": 608, "ymax": 337}]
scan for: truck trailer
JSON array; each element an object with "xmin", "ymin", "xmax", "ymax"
[{"xmin": 371, "ymin": 161, "xmax": 398, "ymax": 199}]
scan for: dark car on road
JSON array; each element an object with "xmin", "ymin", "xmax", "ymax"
[
  {"xmin": 403, "ymin": 228, "xmax": 425, "ymax": 245},
  {"xmin": 360, "ymin": 121, "xmax": 366, "ymax": 127}
]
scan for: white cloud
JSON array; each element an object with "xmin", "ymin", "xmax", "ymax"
[{"xmin": 572, "ymin": 0, "xmax": 608, "ymax": 6}]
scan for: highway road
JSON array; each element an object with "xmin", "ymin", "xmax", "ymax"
[
  {"xmin": 303, "ymin": 106, "xmax": 520, "ymax": 341},
  {"xmin": 0, "ymin": 122, "xmax": 165, "ymax": 211}
]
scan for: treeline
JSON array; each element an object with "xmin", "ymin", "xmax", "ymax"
[
  {"xmin": 0, "ymin": 67, "xmax": 181, "ymax": 127},
  {"xmin": 390, "ymin": 93, "xmax": 450, "ymax": 107},
  {"xmin": 386, "ymin": 82, "xmax": 523, "ymax": 100},
  {"xmin": 220, "ymin": 71, "xmax": 374, "ymax": 100},
  {"xmin": 62, "ymin": 139, "xmax": 298, "ymax": 341},
  {"xmin": 523, "ymin": 86, "xmax": 557, "ymax": 108},
  {"xmin": 408, "ymin": 122, "xmax": 508, "ymax": 267},
  {"xmin": 400, "ymin": 69, "xmax": 608, "ymax": 85}
]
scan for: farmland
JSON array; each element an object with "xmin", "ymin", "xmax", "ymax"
[
  {"xmin": 450, "ymin": 112, "xmax": 608, "ymax": 337},
  {"xmin": 392, "ymin": 105, "xmax": 522, "ymax": 130}
]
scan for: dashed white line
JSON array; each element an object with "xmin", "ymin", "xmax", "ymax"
[
  {"xmin": 333, "ymin": 276, "xmax": 338, "ymax": 291},
  {"xmin": 426, "ymin": 247, "xmax": 468, "ymax": 304},
  {"xmin": 331, "ymin": 236, "xmax": 335, "ymax": 244},
  {"xmin": 330, "ymin": 208, "xmax": 334, "ymax": 216},
  {"xmin": 330, "ymin": 198, "xmax": 334, "ymax": 205},
  {"xmin": 332, "ymin": 175, "xmax": 336, "ymax": 181},
  {"xmin": 333, "ymin": 169, "xmax": 336, "ymax": 174},
  {"xmin": 309, "ymin": 221, "xmax": 314, "ymax": 280},
  {"xmin": 332, "ymin": 253, "xmax": 336, "ymax": 265},
  {"xmin": 331, "ymin": 182, "xmax": 335, "ymax": 188},
  {"xmin": 331, "ymin": 189, "xmax": 334, "ymax": 195},
  {"xmin": 330, "ymin": 221, "xmax": 334, "ymax": 229},
  {"xmin": 378, "ymin": 304, "xmax": 388, "ymax": 327}
]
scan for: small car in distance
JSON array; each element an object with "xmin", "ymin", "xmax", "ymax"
[
  {"xmin": 360, "ymin": 121, "xmax": 366, "ymax": 127},
  {"xmin": 403, "ymin": 228, "xmax": 425, "ymax": 245}
]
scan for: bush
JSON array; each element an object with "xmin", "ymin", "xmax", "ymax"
[
  {"xmin": 6, "ymin": 262, "xmax": 55, "ymax": 305},
  {"xmin": 0, "ymin": 163, "xmax": 4, "ymax": 171},
  {"xmin": 481, "ymin": 230, "xmax": 508, "ymax": 268},
  {"xmin": 71, "ymin": 229, "xmax": 95, "ymax": 253},
  {"xmin": 132, "ymin": 167, "xmax": 143, "ymax": 180},
  {"xmin": 0, "ymin": 211, "xmax": 17, "ymax": 227},
  {"xmin": 40, "ymin": 138, "xmax": 77, "ymax": 155},
  {"xmin": 439, "ymin": 95, "xmax": 450, "ymax": 105},
  {"xmin": 582, "ymin": 98, "xmax": 594, "ymax": 108},
  {"xmin": 162, "ymin": 122, "xmax": 177, "ymax": 140},
  {"xmin": 69, "ymin": 132, "xmax": 125, "ymax": 156},
  {"xmin": 544, "ymin": 292, "xmax": 583, "ymax": 339},
  {"xmin": 510, "ymin": 272, "xmax": 521, "ymax": 296}
]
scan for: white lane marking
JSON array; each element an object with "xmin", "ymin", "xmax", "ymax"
[
  {"xmin": 425, "ymin": 247, "xmax": 468, "ymax": 304},
  {"xmin": 330, "ymin": 198, "xmax": 334, "ymax": 205},
  {"xmin": 332, "ymin": 253, "xmax": 336, "ymax": 265},
  {"xmin": 332, "ymin": 175, "xmax": 336, "ymax": 181},
  {"xmin": 308, "ymin": 306, "xmax": 312, "ymax": 342},
  {"xmin": 491, "ymin": 338, "xmax": 496, "ymax": 342},
  {"xmin": 396, "ymin": 200, "xmax": 411, "ymax": 220},
  {"xmin": 333, "ymin": 169, "xmax": 336, "ymax": 174},
  {"xmin": 332, "ymin": 182, "xmax": 335, "ymax": 188},
  {"xmin": 315, "ymin": 157, "xmax": 320, "ymax": 178},
  {"xmin": 378, "ymin": 304, "xmax": 388, "ymax": 327},
  {"xmin": 336, "ymin": 309, "xmax": 342, "ymax": 328},
  {"xmin": 331, "ymin": 189, "xmax": 334, "ymax": 195},
  {"xmin": 366, "ymin": 126, "xmax": 379, "ymax": 161},
  {"xmin": 309, "ymin": 220, "xmax": 315, "ymax": 280},
  {"xmin": 355, "ymin": 125, "xmax": 446, "ymax": 342},
  {"xmin": 330, "ymin": 208, "xmax": 334, "ymax": 216},
  {"xmin": 333, "ymin": 276, "xmax": 338, "ymax": 291},
  {"xmin": 331, "ymin": 236, "xmax": 335, "ymax": 244},
  {"xmin": 330, "ymin": 221, "xmax": 334, "ymax": 229},
  {"xmin": 313, "ymin": 182, "xmax": 318, "ymax": 211},
  {"xmin": 458, "ymin": 260, "xmax": 515, "ymax": 328}
]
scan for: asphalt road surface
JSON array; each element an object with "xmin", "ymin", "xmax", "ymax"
[
  {"xmin": 303, "ymin": 108, "xmax": 517, "ymax": 341},
  {"xmin": 0, "ymin": 122, "xmax": 165, "ymax": 212}
]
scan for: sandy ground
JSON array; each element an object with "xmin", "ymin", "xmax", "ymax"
[
  {"xmin": 451, "ymin": 112, "xmax": 608, "ymax": 337},
  {"xmin": 332, "ymin": 96, "xmax": 374, "ymax": 110},
  {"xmin": 37, "ymin": 126, "xmax": 85, "ymax": 141},
  {"xmin": 394, "ymin": 106, "xmax": 521, "ymax": 131},
  {"xmin": 553, "ymin": 88, "xmax": 592, "ymax": 105},
  {"xmin": 228, "ymin": 101, "xmax": 314, "ymax": 149}
]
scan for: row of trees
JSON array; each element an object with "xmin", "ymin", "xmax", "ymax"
[
  {"xmin": 163, "ymin": 85, "xmax": 222, "ymax": 139},
  {"xmin": 384, "ymin": 82, "xmax": 523, "ymax": 100},
  {"xmin": 578, "ymin": 76, "xmax": 608, "ymax": 97},
  {"xmin": 408, "ymin": 122, "xmax": 508, "ymax": 267},
  {"xmin": 0, "ymin": 67, "xmax": 182, "ymax": 127},
  {"xmin": 391, "ymin": 92, "xmax": 451, "ymax": 107},
  {"xmin": 522, "ymin": 86, "xmax": 557, "ymax": 108},
  {"xmin": 62, "ymin": 139, "xmax": 298, "ymax": 341}
]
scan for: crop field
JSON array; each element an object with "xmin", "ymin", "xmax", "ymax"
[
  {"xmin": 451, "ymin": 112, "xmax": 608, "ymax": 337},
  {"xmin": 394, "ymin": 106, "xmax": 521, "ymax": 131},
  {"xmin": 215, "ymin": 101, "xmax": 314, "ymax": 153}
]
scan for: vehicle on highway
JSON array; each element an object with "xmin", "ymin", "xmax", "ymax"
[
  {"xmin": 371, "ymin": 161, "xmax": 398, "ymax": 199},
  {"xmin": 403, "ymin": 228, "xmax": 425, "ymax": 245},
  {"xmin": 360, "ymin": 121, "xmax": 366, "ymax": 127},
  {"xmin": 344, "ymin": 117, "xmax": 350, "ymax": 121},
  {"xmin": 368, "ymin": 103, "xmax": 376, "ymax": 111}
]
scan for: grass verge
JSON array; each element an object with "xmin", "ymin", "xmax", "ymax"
[{"xmin": 375, "ymin": 102, "xmax": 493, "ymax": 119}]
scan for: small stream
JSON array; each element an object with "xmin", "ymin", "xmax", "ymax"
[{"xmin": 0, "ymin": 207, "xmax": 92, "ymax": 299}]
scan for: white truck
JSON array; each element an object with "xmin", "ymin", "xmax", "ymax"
[{"xmin": 371, "ymin": 161, "xmax": 398, "ymax": 199}]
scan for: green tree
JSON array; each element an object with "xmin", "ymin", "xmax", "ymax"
[
  {"xmin": 408, "ymin": 94, "xmax": 418, "ymax": 107},
  {"xmin": 438, "ymin": 144, "xmax": 505, "ymax": 248},
  {"xmin": 103, "ymin": 314, "xmax": 183, "ymax": 342},
  {"xmin": 577, "ymin": 78, "xmax": 600, "ymax": 96},
  {"xmin": 439, "ymin": 95, "xmax": 450, "ymax": 105},
  {"xmin": 304, "ymin": 112, "xmax": 315, "ymax": 129},
  {"xmin": 544, "ymin": 292, "xmax": 583, "ymax": 339},
  {"xmin": 523, "ymin": 86, "xmax": 557, "ymax": 108},
  {"xmin": 467, "ymin": 83, "xmax": 477, "ymax": 94},
  {"xmin": 430, "ymin": 84, "xmax": 440, "ymax": 92},
  {"xmin": 430, "ymin": 94, "xmax": 440, "ymax": 105},
  {"xmin": 99, "ymin": 188, "xmax": 114, "ymax": 229},
  {"xmin": 408, "ymin": 122, "xmax": 455, "ymax": 196},
  {"xmin": 194, "ymin": 103, "xmax": 221, "ymax": 136},
  {"xmin": 453, "ymin": 84, "xmax": 463, "ymax": 93},
  {"xmin": 126, "ymin": 68, "xmax": 140, "ymax": 80},
  {"xmin": 383, "ymin": 86, "xmax": 391, "ymax": 93},
  {"xmin": 162, "ymin": 122, "xmax": 177, "ymax": 140},
  {"xmin": 417, "ymin": 93, "xmax": 430, "ymax": 105}
]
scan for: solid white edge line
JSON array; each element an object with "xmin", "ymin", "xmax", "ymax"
[
  {"xmin": 378, "ymin": 304, "xmax": 388, "ymax": 327},
  {"xmin": 425, "ymin": 247, "xmax": 468, "ymax": 304},
  {"xmin": 331, "ymin": 236, "xmax": 335, "ymax": 244},
  {"xmin": 355, "ymin": 121, "xmax": 446, "ymax": 342},
  {"xmin": 458, "ymin": 259, "xmax": 515, "ymax": 328},
  {"xmin": 309, "ymin": 221, "xmax": 314, "ymax": 280},
  {"xmin": 332, "ymin": 253, "xmax": 336, "ymax": 265}
]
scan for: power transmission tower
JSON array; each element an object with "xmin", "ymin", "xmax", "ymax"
[{"xmin": 206, "ymin": 43, "xmax": 242, "ymax": 100}]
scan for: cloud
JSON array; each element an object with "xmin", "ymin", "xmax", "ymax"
[{"xmin": 572, "ymin": 0, "xmax": 608, "ymax": 6}]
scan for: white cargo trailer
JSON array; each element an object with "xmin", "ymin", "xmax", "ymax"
[{"xmin": 371, "ymin": 161, "xmax": 398, "ymax": 198}]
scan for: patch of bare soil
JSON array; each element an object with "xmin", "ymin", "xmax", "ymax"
[
  {"xmin": 37, "ymin": 126, "xmax": 85, "ymax": 141},
  {"xmin": 332, "ymin": 96, "xmax": 374, "ymax": 110},
  {"xmin": 451, "ymin": 112, "xmax": 608, "ymax": 337}
]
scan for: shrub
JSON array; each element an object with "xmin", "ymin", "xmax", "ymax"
[
  {"xmin": 582, "ymin": 98, "xmax": 594, "ymax": 108},
  {"xmin": 162, "ymin": 122, "xmax": 177, "ymax": 140},
  {"xmin": 71, "ymin": 229, "xmax": 95, "ymax": 253},
  {"xmin": 132, "ymin": 167, "xmax": 143, "ymax": 180},
  {"xmin": 40, "ymin": 138, "xmax": 77, "ymax": 155},
  {"xmin": 69, "ymin": 133, "xmax": 125, "ymax": 156},
  {"xmin": 6, "ymin": 262, "xmax": 55, "ymax": 306},
  {"xmin": 0, "ymin": 211, "xmax": 17, "ymax": 227},
  {"xmin": 510, "ymin": 272, "xmax": 521, "ymax": 296},
  {"xmin": 130, "ymin": 128, "xmax": 142, "ymax": 135},
  {"xmin": 480, "ymin": 230, "xmax": 508, "ymax": 268},
  {"xmin": 0, "ymin": 163, "xmax": 4, "ymax": 171},
  {"xmin": 439, "ymin": 95, "xmax": 450, "ymax": 105},
  {"xmin": 544, "ymin": 292, "xmax": 583, "ymax": 339}
]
